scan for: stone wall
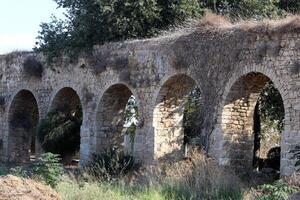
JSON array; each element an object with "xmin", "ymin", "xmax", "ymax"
[{"xmin": 0, "ymin": 20, "xmax": 299, "ymax": 176}]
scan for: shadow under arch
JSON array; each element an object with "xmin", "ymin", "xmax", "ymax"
[
  {"xmin": 50, "ymin": 87, "xmax": 83, "ymax": 112},
  {"xmin": 8, "ymin": 89, "xmax": 39, "ymax": 163},
  {"xmin": 153, "ymin": 73, "xmax": 201, "ymax": 160},
  {"xmin": 219, "ymin": 72, "xmax": 285, "ymax": 172},
  {"xmin": 95, "ymin": 83, "xmax": 137, "ymax": 153}
]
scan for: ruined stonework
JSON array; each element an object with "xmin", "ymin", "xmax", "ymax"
[{"xmin": 0, "ymin": 18, "xmax": 300, "ymax": 176}]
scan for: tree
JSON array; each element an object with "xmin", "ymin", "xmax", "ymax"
[
  {"xmin": 258, "ymin": 81, "xmax": 284, "ymax": 133},
  {"xmin": 202, "ymin": 0, "xmax": 282, "ymax": 20},
  {"xmin": 278, "ymin": 0, "xmax": 300, "ymax": 13},
  {"xmin": 35, "ymin": 0, "xmax": 203, "ymax": 62},
  {"xmin": 183, "ymin": 88, "xmax": 201, "ymax": 145}
]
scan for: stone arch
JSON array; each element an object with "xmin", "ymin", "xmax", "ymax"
[
  {"xmin": 50, "ymin": 87, "xmax": 83, "ymax": 112},
  {"xmin": 95, "ymin": 83, "xmax": 136, "ymax": 153},
  {"xmin": 48, "ymin": 87, "xmax": 83, "ymax": 162},
  {"xmin": 216, "ymin": 66, "xmax": 290, "ymax": 129},
  {"xmin": 8, "ymin": 89, "xmax": 39, "ymax": 163},
  {"xmin": 218, "ymin": 72, "xmax": 285, "ymax": 172},
  {"xmin": 153, "ymin": 74, "xmax": 199, "ymax": 160}
]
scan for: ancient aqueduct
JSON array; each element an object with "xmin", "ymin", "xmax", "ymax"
[{"xmin": 0, "ymin": 20, "xmax": 299, "ymax": 177}]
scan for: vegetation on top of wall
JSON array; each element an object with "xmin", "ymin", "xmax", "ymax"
[
  {"xmin": 202, "ymin": 0, "xmax": 283, "ymax": 20},
  {"xmin": 35, "ymin": 0, "xmax": 300, "ymax": 64},
  {"xmin": 23, "ymin": 56, "xmax": 44, "ymax": 78},
  {"xmin": 35, "ymin": 0, "xmax": 203, "ymax": 63}
]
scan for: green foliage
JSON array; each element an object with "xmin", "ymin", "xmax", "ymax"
[
  {"xmin": 8, "ymin": 153, "xmax": 63, "ymax": 188},
  {"xmin": 36, "ymin": 0, "xmax": 300, "ymax": 63},
  {"xmin": 37, "ymin": 106, "xmax": 82, "ymax": 159},
  {"xmin": 258, "ymin": 82, "xmax": 284, "ymax": 145},
  {"xmin": 33, "ymin": 153, "xmax": 64, "ymax": 187},
  {"xmin": 157, "ymin": 0, "xmax": 202, "ymax": 27},
  {"xmin": 86, "ymin": 147, "xmax": 135, "ymax": 181},
  {"xmin": 290, "ymin": 145, "xmax": 300, "ymax": 171},
  {"xmin": 183, "ymin": 88, "xmax": 201, "ymax": 144},
  {"xmin": 202, "ymin": 0, "xmax": 283, "ymax": 20},
  {"xmin": 36, "ymin": 16, "xmax": 70, "ymax": 63},
  {"xmin": 259, "ymin": 82, "xmax": 284, "ymax": 129},
  {"xmin": 35, "ymin": 0, "xmax": 203, "ymax": 62},
  {"xmin": 256, "ymin": 180, "xmax": 297, "ymax": 200},
  {"xmin": 9, "ymin": 166, "xmax": 31, "ymax": 178},
  {"xmin": 278, "ymin": 0, "xmax": 300, "ymax": 13}
]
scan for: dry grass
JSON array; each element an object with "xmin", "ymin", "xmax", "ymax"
[
  {"xmin": 56, "ymin": 151, "xmax": 244, "ymax": 200},
  {"xmin": 124, "ymin": 151, "xmax": 243, "ymax": 200},
  {"xmin": 196, "ymin": 12, "xmax": 300, "ymax": 35},
  {"xmin": 0, "ymin": 175, "xmax": 61, "ymax": 200}
]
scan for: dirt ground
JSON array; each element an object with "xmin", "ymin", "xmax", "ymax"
[{"xmin": 0, "ymin": 175, "xmax": 61, "ymax": 200}]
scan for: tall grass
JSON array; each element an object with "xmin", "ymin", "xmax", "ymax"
[
  {"xmin": 56, "ymin": 151, "xmax": 244, "ymax": 200},
  {"xmin": 142, "ymin": 151, "xmax": 243, "ymax": 200}
]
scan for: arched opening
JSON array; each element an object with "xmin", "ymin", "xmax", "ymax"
[
  {"xmin": 38, "ymin": 87, "xmax": 82, "ymax": 165},
  {"xmin": 221, "ymin": 72, "xmax": 284, "ymax": 175},
  {"xmin": 96, "ymin": 84, "xmax": 138, "ymax": 154},
  {"xmin": 8, "ymin": 90, "xmax": 39, "ymax": 163},
  {"xmin": 153, "ymin": 74, "xmax": 202, "ymax": 160}
]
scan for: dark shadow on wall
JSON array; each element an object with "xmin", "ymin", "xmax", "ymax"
[{"xmin": 8, "ymin": 90, "xmax": 39, "ymax": 163}]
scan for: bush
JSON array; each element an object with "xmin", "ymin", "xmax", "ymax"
[
  {"xmin": 33, "ymin": 153, "xmax": 64, "ymax": 187},
  {"xmin": 9, "ymin": 166, "xmax": 31, "ymax": 178},
  {"xmin": 256, "ymin": 180, "xmax": 298, "ymax": 200},
  {"xmin": 86, "ymin": 147, "xmax": 135, "ymax": 181},
  {"xmin": 23, "ymin": 56, "xmax": 43, "ymax": 78}
]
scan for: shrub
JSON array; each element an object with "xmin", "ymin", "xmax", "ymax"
[
  {"xmin": 23, "ymin": 56, "xmax": 43, "ymax": 78},
  {"xmin": 86, "ymin": 147, "xmax": 135, "ymax": 181},
  {"xmin": 9, "ymin": 166, "xmax": 31, "ymax": 178},
  {"xmin": 256, "ymin": 180, "xmax": 297, "ymax": 200},
  {"xmin": 33, "ymin": 153, "xmax": 64, "ymax": 187}
]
